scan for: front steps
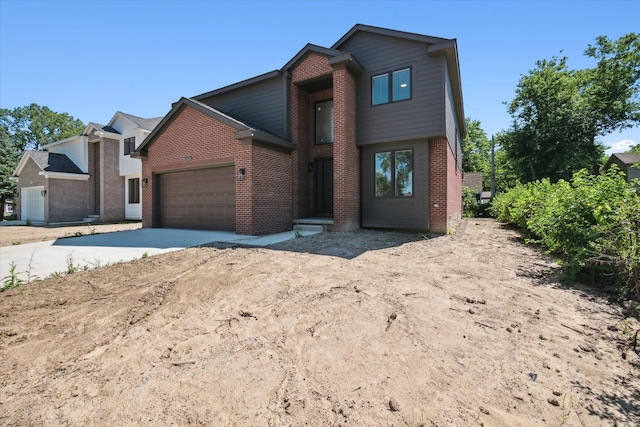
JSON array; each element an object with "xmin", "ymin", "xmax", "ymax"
[{"xmin": 293, "ymin": 218, "xmax": 333, "ymax": 232}]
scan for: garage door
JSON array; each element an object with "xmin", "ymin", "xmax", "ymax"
[
  {"xmin": 158, "ymin": 167, "xmax": 235, "ymax": 231},
  {"xmin": 21, "ymin": 186, "xmax": 45, "ymax": 222}
]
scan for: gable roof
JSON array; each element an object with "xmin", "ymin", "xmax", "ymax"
[
  {"xmin": 84, "ymin": 122, "xmax": 120, "ymax": 135},
  {"xmin": 332, "ymin": 24, "xmax": 451, "ymax": 50},
  {"xmin": 609, "ymin": 152, "xmax": 640, "ymax": 165},
  {"xmin": 462, "ymin": 172, "xmax": 483, "ymax": 192},
  {"xmin": 13, "ymin": 150, "xmax": 84, "ymax": 177},
  {"xmin": 108, "ymin": 112, "xmax": 163, "ymax": 132},
  {"xmin": 135, "ymin": 97, "xmax": 295, "ymax": 156}
]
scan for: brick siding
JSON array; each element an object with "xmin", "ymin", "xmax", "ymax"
[
  {"xmin": 429, "ymin": 138, "xmax": 462, "ymax": 233},
  {"xmin": 48, "ymin": 179, "xmax": 88, "ymax": 222}
]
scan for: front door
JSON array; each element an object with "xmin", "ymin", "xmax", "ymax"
[{"xmin": 314, "ymin": 158, "xmax": 333, "ymax": 216}]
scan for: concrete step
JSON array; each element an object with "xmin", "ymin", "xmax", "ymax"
[
  {"xmin": 83, "ymin": 217, "xmax": 99, "ymax": 223},
  {"xmin": 293, "ymin": 224, "xmax": 325, "ymax": 232}
]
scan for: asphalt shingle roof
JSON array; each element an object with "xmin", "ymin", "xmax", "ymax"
[
  {"xmin": 117, "ymin": 112, "xmax": 163, "ymax": 131},
  {"xmin": 26, "ymin": 150, "xmax": 84, "ymax": 174}
]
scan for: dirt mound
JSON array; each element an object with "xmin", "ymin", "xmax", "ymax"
[{"xmin": 1, "ymin": 219, "xmax": 638, "ymax": 426}]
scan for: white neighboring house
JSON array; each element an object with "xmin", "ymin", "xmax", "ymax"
[
  {"xmin": 107, "ymin": 112, "xmax": 163, "ymax": 220},
  {"xmin": 12, "ymin": 112, "xmax": 161, "ymax": 223}
]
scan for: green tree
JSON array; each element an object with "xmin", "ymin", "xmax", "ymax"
[
  {"xmin": 0, "ymin": 104, "xmax": 85, "ymax": 151},
  {"xmin": 461, "ymin": 118, "xmax": 492, "ymax": 189},
  {"xmin": 504, "ymin": 33, "xmax": 640, "ymax": 183},
  {"xmin": 0, "ymin": 125, "xmax": 20, "ymax": 221}
]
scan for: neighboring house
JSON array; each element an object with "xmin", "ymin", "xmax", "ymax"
[
  {"xmin": 12, "ymin": 112, "xmax": 161, "ymax": 223},
  {"xmin": 603, "ymin": 152, "xmax": 640, "ymax": 186},
  {"xmin": 462, "ymin": 172, "xmax": 483, "ymax": 195},
  {"xmin": 135, "ymin": 24, "xmax": 465, "ymax": 235}
]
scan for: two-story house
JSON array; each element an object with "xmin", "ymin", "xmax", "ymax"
[
  {"xmin": 135, "ymin": 24, "xmax": 465, "ymax": 235},
  {"xmin": 12, "ymin": 112, "xmax": 161, "ymax": 223}
]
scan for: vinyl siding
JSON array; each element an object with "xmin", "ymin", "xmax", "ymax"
[
  {"xmin": 47, "ymin": 136, "xmax": 88, "ymax": 173},
  {"xmin": 338, "ymin": 32, "xmax": 445, "ymax": 145},
  {"xmin": 197, "ymin": 75, "xmax": 287, "ymax": 139},
  {"xmin": 444, "ymin": 64, "xmax": 462, "ymax": 170},
  {"xmin": 361, "ymin": 139, "xmax": 429, "ymax": 229}
]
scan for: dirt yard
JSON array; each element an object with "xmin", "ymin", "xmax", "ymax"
[
  {"xmin": 0, "ymin": 219, "xmax": 638, "ymax": 426},
  {"xmin": 0, "ymin": 222, "xmax": 142, "ymax": 246}
]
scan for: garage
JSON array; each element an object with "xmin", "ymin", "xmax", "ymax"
[
  {"xmin": 157, "ymin": 166, "xmax": 235, "ymax": 231},
  {"xmin": 21, "ymin": 186, "xmax": 45, "ymax": 222}
]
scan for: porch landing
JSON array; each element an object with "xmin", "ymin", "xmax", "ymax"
[{"xmin": 293, "ymin": 217, "xmax": 333, "ymax": 232}]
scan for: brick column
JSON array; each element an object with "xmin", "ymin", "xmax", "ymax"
[
  {"xmin": 429, "ymin": 138, "xmax": 462, "ymax": 233},
  {"xmin": 332, "ymin": 65, "xmax": 359, "ymax": 231}
]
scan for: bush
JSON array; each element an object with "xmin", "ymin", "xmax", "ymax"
[
  {"xmin": 462, "ymin": 187, "xmax": 480, "ymax": 218},
  {"xmin": 490, "ymin": 167, "xmax": 640, "ymax": 295}
]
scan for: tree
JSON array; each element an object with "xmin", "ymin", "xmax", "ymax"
[
  {"xmin": 0, "ymin": 104, "xmax": 85, "ymax": 151},
  {"xmin": 0, "ymin": 124, "xmax": 20, "ymax": 221},
  {"xmin": 503, "ymin": 33, "xmax": 640, "ymax": 183},
  {"xmin": 461, "ymin": 118, "xmax": 492, "ymax": 189}
]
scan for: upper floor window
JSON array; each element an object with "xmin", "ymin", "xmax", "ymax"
[
  {"xmin": 374, "ymin": 149, "xmax": 413, "ymax": 197},
  {"xmin": 315, "ymin": 100, "xmax": 334, "ymax": 144},
  {"xmin": 124, "ymin": 137, "xmax": 135, "ymax": 155},
  {"xmin": 372, "ymin": 67, "xmax": 411, "ymax": 105}
]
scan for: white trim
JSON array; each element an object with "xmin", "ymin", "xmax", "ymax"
[
  {"xmin": 39, "ymin": 171, "xmax": 90, "ymax": 180},
  {"xmin": 12, "ymin": 152, "xmax": 32, "ymax": 177},
  {"xmin": 95, "ymin": 130, "xmax": 122, "ymax": 139},
  {"xmin": 42, "ymin": 135, "xmax": 87, "ymax": 149}
]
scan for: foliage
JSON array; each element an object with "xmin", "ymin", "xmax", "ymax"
[
  {"xmin": 462, "ymin": 118, "xmax": 492, "ymax": 189},
  {"xmin": 0, "ymin": 103, "xmax": 85, "ymax": 151},
  {"xmin": 491, "ymin": 167, "xmax": 640, "ymax": 295},
  {"xmin": 462, "ymin": 187, "xmax": 480, "ymax": 218},
  {"xmin": 503, "ymin": 33, "xmax": 640, "ymax": 184},
  {"xmin": 0, "ymin": 124, "xmax": 20, "ymax": 220},
  {"xmin": 2, "ymin": 262, "xmax": 24, "ymax": 291}
]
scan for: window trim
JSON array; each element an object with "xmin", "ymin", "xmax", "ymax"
[
  {"xmin": 374, "ymin": 148, "xmax": 414, "ymax": 198},
  {"xmin": 128, "ymin": 178, "xmax": 140, "ymax": 204},
  {"xmin": 315, "ymin": 99, "xmax": 334, "ymax": 145},
  {"xmin": 124, "ymin": 137, "xmax": 136, "ymax": 156},
  {"xmin": 371, "ymin": 66, "xmax": 412, "ymax": 106}
]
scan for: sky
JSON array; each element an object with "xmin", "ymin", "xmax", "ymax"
[{"xmin": 1, "ymin": 0, "xmax": 639, "ymax": 156}]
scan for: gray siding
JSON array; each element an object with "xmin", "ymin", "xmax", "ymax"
[
  {"xmin": 198, "ymin": 75, "xmax": 287, "ymax": 139},
  {"xmin": 361, "ymin": 139, "xmax": 429, "ymax": 229},
  {"xmin": 444, "ymin": 64, "xmax": 462, "ymax": 170},
  {"xmin": 339, "ymin": 32, "xmax": 445, "ymax": 145}
]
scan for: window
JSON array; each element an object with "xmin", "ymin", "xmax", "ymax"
[
  {"xmin": 372, "ymin": 67, "xmax": 411, "ymax": 105},
  {"xmin": 315, "ymin": 100, "xmax": 334, "ymax": 144},
  {"xmin": 375, "ymin": 149, "xmax": 413, "ymax": 197},
  {"xmin": 124, "ymin": 137, "xmax": 135, "ymax": 155},
  {"xmin": 128, "ymin": 178, "xmax": 140, "ymax": 204}
]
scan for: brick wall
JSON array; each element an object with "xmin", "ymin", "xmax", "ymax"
[
  {"xmin": 429, "ymin": 138, "xmax": 462, "ymax": 233},
  {"xmin": 332, "ymin": 65, "xmax": 359, "ymax": 231},
  {"xmin": 48, "ymin": 179, "xmax": 88, "ymax": 222},
  {"xmin": 291, "ymin": 53, "xmax": 333, "ymax": 84},
  {"xmin": 142, "ymin": 105, "xmax": 244, "ymax": 229},
  {"xmin": 246, "ymin": 145, "xmax": 292, "ymax": 235},
  {"xmin": 100, "ymin": 137, "xmax": 125, "ymax": 222},
  {"xmin": 141, "ymin": 104, "xmax": 293, "ymax": 235}
]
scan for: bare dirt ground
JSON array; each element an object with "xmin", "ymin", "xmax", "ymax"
[
  {"xmin": 0, "ymin": 219, "xmax": 638, "ymax": 426},
  {"xmin": 0, "ymin": 222, "xmax": 142, "ymax": 246}
]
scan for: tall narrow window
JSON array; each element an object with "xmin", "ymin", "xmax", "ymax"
[
  {"xmin": 392, "ymin": 68, "xmax": 411, "ymax": 102},
  {"xmin": 124, "ymin": 137, "xmax": 135, "ymax": 155},
  {"xmin": 372, "ymin": 74, "xmax": 390, "ymax": 105},
  {"xmin": 128, "ymin": 178, "xmax": 140, "ymax": 204},
  {"xmin": 315, "ymin": 100, "xmax": 334, "ymax": 144},
  {"xmin": 374, "ymin": 149, "xmax": 413, "ymax": 198}
]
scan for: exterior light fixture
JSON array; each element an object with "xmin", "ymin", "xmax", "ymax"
[
  {"xmin": 237, "ymin": 168, "xmax": 246, "ymax": 181},
  {"xmin": 308, "ymin": 162, "xmax": 314, "ymax": 173},
  {"xmin": 141, "ymin": 178, "xmax": 148, "ymax": 188},
  {"xmin": 41, "ymin": 190, "xmax": 47, "ymax": 197}
]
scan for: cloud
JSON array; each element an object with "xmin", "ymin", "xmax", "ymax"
[{"xmin": 604, "ymin": 139, "xmax": 636, "ymax": 156}]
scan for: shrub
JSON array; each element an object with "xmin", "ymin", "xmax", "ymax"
[
  {"xmin": 490, "ymin": 166, "xmax": 640, "ymax": 295},
  {"xmin": 462, "ymin": 187, "xmax": 480, "ymax": 218}
]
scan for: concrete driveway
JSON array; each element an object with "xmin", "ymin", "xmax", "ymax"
[{"xmin": 0, "ymin": 228, "xmax": 319, "ymax": 285}]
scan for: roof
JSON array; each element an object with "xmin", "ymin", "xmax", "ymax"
[
  {"xmin": 331, "ymin": 24, "xmax": 452, "ymax": 49},
  {"xmin": 135, "ymin": 97, "xmax": 295, "ymax": 155},
  {"xmin": 462, "ymin": 172, "xmax": 483, "ymax": 192},
  {"xmin": 609, "ymin": 152, "xmax": 640, "ymax": 165},
  {"xmin": 85, "ymin": 122, "xmax": 120, "ymax": 135},
  {"xmin": 110, "ymin": 112, "xmax": 163, "ymax": 132},
  {"xmin": 13, "ymin": 150, "xmax": 85, "ymax": 177}
]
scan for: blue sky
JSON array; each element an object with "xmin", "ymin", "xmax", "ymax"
[{"xmin": 1, "ymin": 0, "xmax": 639, "ymax": 155}]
